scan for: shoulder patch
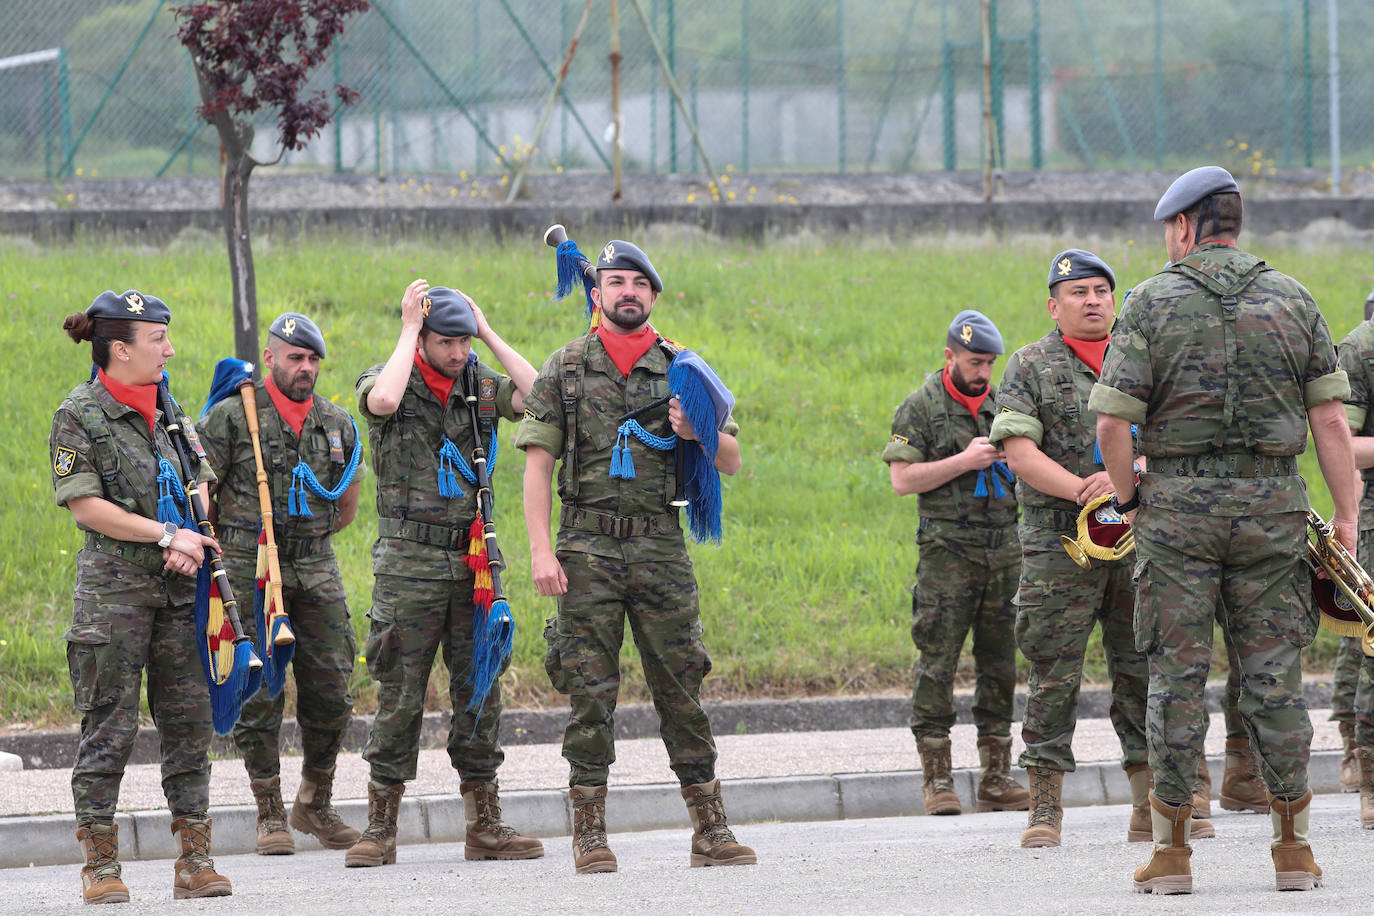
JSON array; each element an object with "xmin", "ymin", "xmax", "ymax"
[
  {"xmin": 54, "ymin": 446, "xmax": 76, "ymax": 477},
  {"xmin": 889, "ymin": 434, "xmax": 909, "ymax": 445},
  {"xmin": 524, "ymin": 408, "xmax": 537, "ymax": 421}
]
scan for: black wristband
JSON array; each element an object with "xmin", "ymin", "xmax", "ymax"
[{"xmin": 1113, "ymin": 492, "xmax": 1140, "ymax": 514}]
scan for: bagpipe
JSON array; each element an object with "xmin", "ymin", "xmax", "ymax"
[
  {"xmin": 1307, "ymin": 510, "xmax": 1374, "ymax": 657},
  {"xmin": 202, "ymin": 359, "xmax": 303, "ymax": 701},
  {"xmin": 1060, "ymin": 493, "xmax": 1135, "ymax": 570},
  {"xmin": 155, "ymin": 378, "xmax": 263, "ymax": 734},
  {"xmin": 542, "ymin": 223, "xmax": 734, "ymax": 542}
]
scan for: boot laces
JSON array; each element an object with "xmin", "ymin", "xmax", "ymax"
[
  {"xmin": 474, "ymin": 788, "xmax": 517, "ymax": 840},
  {"xmin": 255, "ymin": 788, "xmax": 288, "ymax": 832},
  {"xmin": 1028, "ymin": 773, "xmax": 1058, "ymax": 827},
  {"xmin": 178, "ymin": 820, "xmax": 215, "ymax": 871},
  {"xmin": 360, "ymin": 787, "xmax": 401, "ymax": 842},
  {"xmin": 573, "ymin": 799, "xmax": 608, "ymax": 853},
  {"xmin": 692, "ymin": 791, "xmax": 738, "ymax": 845},
  {"xmin": 86, "ymin": 829, "xmax": 121, "ymax": 881}
]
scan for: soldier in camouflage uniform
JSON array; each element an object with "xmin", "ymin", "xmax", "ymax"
[
  {"xmin": 200, "ymin": 312, "xmax": 364, "ymax": 856},
  {"xmin": 1329, "ymin": 637, "xmax": 1363, "ymax": 791},
  {"xmin": 882, "ymin": 310, "xmax": 1027, "ymax": 818},
  {"xmin": 51, "ymin": 290, "xmax": 231, "ymax": 903},
  {"xmin": 1336, "ymin": 313, "xmax": 1374, "ymax": 827},
  {"xmin": 517, "ymin": 240, "xmax": 756, "ymax": 873},
  {"xmin": 988, "ymin": 250, "xmax": 1153, "ymax": 850},
  {"xmin": 1092, "ymin": 166, "xmax": 1358, "ymax": 894},
  {"xmin": 344, "ymin": 281, "xmax": 542, "ymax": 869}
]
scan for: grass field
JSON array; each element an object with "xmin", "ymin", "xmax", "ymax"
[{"xmin": 0, "ymin": 226, "xmax": 1366, "ymax": 727}]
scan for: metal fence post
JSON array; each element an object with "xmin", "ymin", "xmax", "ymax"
[
  {"xmin": 668, "ymin": 0, "xmax": 677, "ymax": 173},
  {"xmin": 1304, "ymin": 0, "xmax": 1313, "ymax": 167},
  {"xmin": 1283, "ymin": 0, "xmax": 1293, "ymax": 166},
  {"xmin": 741, "ymin": 0, "xmax": 750, "ymax": 173},
  {"xmin": 1153, "ymin": 0, "xmax": 1164, "ymax": 168},
  {"xmin": 990, "ymin": 0, "xmax": 1003, "ymax": 166},
  {"xmin": 1030, "ymin": 0, "xmax": 1041, "ymax": 170},
  {"xmin": 334, "ymin": 42, "xmax": 343, "ymax": 174},
  {"xmin": 1328, "ymin": 0, "xmax": 1339, "ymax": 194},
  {"xmin": 837, "ymin": 0, "xmax": 846, "ymax": 172},
  {"xmin": 941, "ymin": 0, "xmax": 955, "ymax": 171}
]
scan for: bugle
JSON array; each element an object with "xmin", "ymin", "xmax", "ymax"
[
  {"xmin": 1306, "ymin": 510, "xmax": 1374, "ymax": 656},
  {"xmin": 1060, "ymin": 493, "xmax": 1135, "ymax": 570}
]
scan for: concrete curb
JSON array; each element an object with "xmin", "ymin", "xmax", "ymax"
[{"xmin": 2, "ymin": 749, "xmax": 1346, "ymax": 870}]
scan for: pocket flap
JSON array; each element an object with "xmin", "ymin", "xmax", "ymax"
[{"xmin": 64, "ymin": 620, "xmax": 112, "ymax": 645}]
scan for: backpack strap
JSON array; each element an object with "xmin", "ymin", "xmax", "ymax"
[
  {"xmin": 68, "ymin": 384, "xmax": 139, "ymax": 511},
  {"xmin": 561, "ymin": 335, "xmax": 590, "ymax": 501}
]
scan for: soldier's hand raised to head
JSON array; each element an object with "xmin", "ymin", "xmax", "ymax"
[
  {"xmin": 462, "ymin": 293, "xmax": 492, "ymax": 342},
  {"xmin": 400, "ymin": 278, "xmax": 430, "ymax": 330}
]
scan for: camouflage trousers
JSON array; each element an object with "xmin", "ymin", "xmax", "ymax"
[
  {"xmin": 221, "ymin": 547, "xmax": 356, "ymax": 780},
  {"xmin": 545, "ymin": 549, "xmax": 716, "ymax": 788},
  {"xmin": 1134, "ymin": 507, "xmax": 1314, "ymax": 804},
  {"xmin": 1332, "ymin": 636, "xmax": 1363, "ymax": 723},
  {"xmin": 65, "ymin": 550, "xmax": 212, "ymax": 825},
  {"xmin": 1351, "ymin": 527, "xmax": 1374, "ymax": 748},
  {"xmin": 362, "ymin": 571, "xmax": 506, "ymax": 784},
  {"xmin": 908, "ymin": 521, "xmax": 1019, "ymax": 741},
  {"xmin": 1014, "ymin": 523, "xmax": 1148, "ymax": 772}
]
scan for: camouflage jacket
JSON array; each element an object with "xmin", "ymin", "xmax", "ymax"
[
  {"xmin": 882, "ymin": 369, "xmax": 1017, "ymax": 529},
  {"xmin": 357, "ymin": 360, "xmax": 516, "ymax": 580},
  {"xmin": 989, "ymin": 329, "xmax": 1108, "ymax": 517},
  {"xmin": 514, "ymin": 332, "xmax": 740, "ymax": 563},
  {"xmin": 1090, "ymin": 242, "xmax": 1348, "ymax": 516},
  {"xmin": 50, "ymin": 378, "xmax": 216, "ymax": 566},
  {"xmin": 1338, "ymin": 319, "xmax": 1374, "ymax": 529},
  {"xmin": 199, "ymin": 380, "xmax": 364, "ymax": 552}
]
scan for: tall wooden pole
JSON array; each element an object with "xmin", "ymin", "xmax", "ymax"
[{"xmin": 609, "ymin": 0, "xmax": 623, "ymax": 201}]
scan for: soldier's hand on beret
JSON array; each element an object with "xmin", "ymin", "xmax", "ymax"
[
  {"xmin": 668, "ymin": 397, "xmax": 697, "ymax": 442},
  {"xmin": 1076, "ymin": 470, "xmax": 1116, "ymax": 507},
  {"xmin": 464, "ymin": 294, "xmax": 491, "ymax": 342},
  {"xmin": 401, "ymin": 278, "xmax": 430, "ymax": 330},
  {"xmin": 961, "ymin": 436, "xmax": 1002, "ymax": 471}
]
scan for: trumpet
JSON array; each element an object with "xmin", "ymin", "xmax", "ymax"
[
  {"xmin": 1305, "ymin": 511, "xmax": 1374, "ymax": 657},
  {"xmin": 1060, "ymin": 493, "xmax": 1135, "ymax": 569}
]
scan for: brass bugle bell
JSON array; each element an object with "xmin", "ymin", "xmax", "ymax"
[
  {"xmin": 1305, "ymin": 510, "xmax": 1374, "ymax": 657},
  {"xmin": 1060, "ymin": 493, "xmax": 1135, "ymax": 570}
]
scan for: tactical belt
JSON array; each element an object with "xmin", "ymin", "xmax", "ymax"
[
  {"xmin": 1020, "ymin": 506, "xmax": 1080, "ymax": 532},
  {"xmin": 918, "ymin": 516, "xmax": 1016, "ymax": 547},
  {"xmin": 561, "ymin": 507, "xmax": 678, "ymax": 539},
  {"xmin": 217, "ymin": 525, "xmax": 332, "ymax": 559},
  {"xmin": 83, "ymin": 531, "xmax": 166, "ymax": 571},
  {"xmin": 1148, "ymin": 454, "xmax": 1298, "ymax": 479},
  {"xmin": 377, "ymin": 516, "xmax": 470, "ymax": 550}
]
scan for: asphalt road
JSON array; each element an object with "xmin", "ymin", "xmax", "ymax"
[{"xmin": 10, "ymin": 794, "xmax": 1367, "ymax": 915}]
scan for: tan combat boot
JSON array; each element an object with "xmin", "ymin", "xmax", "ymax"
[
  {"xmin": 1126, "ymin": 764, "xmax": 1152, "ymax": 842},
  {"xmin": 1219, "ymin": 736, "xmax": 1270, "ymax": 814},
  {"xmin": 1340, "ymin": 721, "xmax": 1359, "ymax": 792},
  {"xmin": 344, "ymin": 781, "xmax": 405, "ymax": 867},
  {"xmin": 1132, "ymin": 793, "xmax": 1193, "ymax": 895},
  {"xmin": 975, "ymin": 735, "xmax": 1030, "ymax": 812},
  {"xmin": 570, "ymin": 785, "xmax": 617, "ymax": 874},
  {"xmin": 681, "ymin": 778, "xmax": 757, "ymax": 867},
  {"xmin": 170, "ymin": 816, "xmax": 232, "ymax": 899},
  {"xmin": 916, "ymin": 736, "xmax": 962, "ymax": 815},
  {"xmin": 1190, "ymin": 761, "xmax": 1216, "ymax": 839},
  {"xmin": 290, "ymin": 765, "xmax": 360, "ymax": 850},
  {"xmin": 1020, "ymin": 766, "xmax": 1063, "ymax": 848},
  {"xmin": 1270, "ymin": 790, "xmax": 1323, "ymax": 891},
  {"xmin": 1358, "ymin": 747, "xmax": 1374, "ymax": 829},
  {"xmin": 249, "ymin": 775, "xmax": 295, "ymax": 855},
  {"xmin": 460, "ymin": 779, "xmax": 545, "ymax": 860},
  {"xmin": 76, "ymin": 822, "xmax": 130, "ymax": 905}
]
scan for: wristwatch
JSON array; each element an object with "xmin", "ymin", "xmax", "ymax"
[
  {"xmin": 1113, "ymin": 492, "xmax": 1141, "ymax": 514},
  {"xmin": 156, "ymin": 521, "xmax": 177, "ymax": 548}
]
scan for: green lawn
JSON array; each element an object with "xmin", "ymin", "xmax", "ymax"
[{"xmin": 1, "ymin": 227, "xmax": 1366, "ymax": 726}]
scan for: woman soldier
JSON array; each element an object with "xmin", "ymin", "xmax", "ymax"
[{"xmin": 50, "ymin": 290, "xmax": 231, "ymax": 904}]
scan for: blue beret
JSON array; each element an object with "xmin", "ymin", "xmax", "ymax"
[
  {"xmin": 421, "ymin": 287, "xmax": 478, "ymax": 338},
  {"xmin": 1154, "ymin": 166, "xmax": 1239, "ymax": 220},
  {"xmin": 86, "ymin": 289, "xmax": 170, "ymax": 324},
  {"xmin": 595, "ymin": 240, "xmax": 662, "ymax": 293},
  {"xmin": 1048, "ymin": 248, "xmax": 1116, "ymax": 292},
  {"xmin": 268, "ymin": 312, "xmax": 325, "ymax": 358},
  {"xmin": 948, "ymin": 309, "xmax": 1004, "ymax": 355}
]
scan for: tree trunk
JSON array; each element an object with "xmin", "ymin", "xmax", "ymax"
[{"xmin": 222, "ymin": 150, "xmax": 258, "ymax": 364}]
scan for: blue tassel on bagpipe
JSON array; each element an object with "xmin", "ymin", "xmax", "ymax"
[
  {"xmin": 464, "ymin": 598, "xmax": 515, "ymax": 718},
  {"xmin": 1092, "ymin": 424, "xmax": 1139, "ymax": 465},
  {"xmin": 436, "ymin": 428, "xmax": 498, "ymax": 497},
  {"xmin": 973, "ymin": 461, "xmax": 1015, "ymax": 499},
  {"xmin": 156, "ymin": 457, "xmax": 187, "ymax": 526},
  {"xmin": 193, "ymin": 534, "xmax": 260, "ymax": 736},
  {"xmin": 253, "ymin": 564, "xmax": 295, "ymax": 702},
  {"xmin": 554, "ymin": 239, "xmax": 596, "ymax": 322}
]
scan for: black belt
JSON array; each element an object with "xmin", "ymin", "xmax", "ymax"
[
  {"xmin": 377, "ymin": 516, "xmax": 470, "ymax": 550},
  {"xmin": 1148, "ymin": 454, "xmax": 1299, "ymax": 478},
  {"xmin": 217, "ymin": 525, "xmax": 332, "ymax": 558},
  {"xmin": 561, "ymin": 507, "xmax": 678, "ymax": 539},
  {"xmin": 918, "ymin": 516, "xmax": 1016, "ymax": 546},
  {"xmin": 83, "ymin": 532, "xmax": 165, "ymax": 571},
  {"xmin": 1020, "ymin": 506, "xmax": 1080, "ymax": 532}
]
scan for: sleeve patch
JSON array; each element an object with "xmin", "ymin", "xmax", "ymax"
[
  {"xmin": 889, "ymin": 434, "xmax": 909, "ymax": 445},
  {"xmin": 54, "ymin": 446, "xmax": 76, "ymax": 477}
]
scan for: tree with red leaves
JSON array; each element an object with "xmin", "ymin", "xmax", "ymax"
[{"xmin": 174, "ymin": 1, "xmax": 369, "ymax": 362}]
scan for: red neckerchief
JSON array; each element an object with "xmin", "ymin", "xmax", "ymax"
[
  {"xmin": 942, "ymin": 367, "xmax": 989, "ymax": 417},
  {"xmin": 596, "ymin": 322, "xmax": 658, "ymax": 377},
  {"xmin": 264, "ymin": 374, "xmax": 313, "ymax": 437},
  {"xmin": 414, "ymin": 348, "xmax": 456, "ymax": 405},
  {"xmin": 97, "ymin": 367, "xmax": 157, "ymax": 434},
  {"xmin": 1062, "ymin": 334, "xmax": 1110, "ymax": 376}
]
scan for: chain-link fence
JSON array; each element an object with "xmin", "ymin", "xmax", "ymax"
[{"xmin": 0, "ymin": 0, "xmax": 1368, "ymax": 183}]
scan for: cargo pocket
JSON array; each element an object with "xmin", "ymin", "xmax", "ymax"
[
  {"xmin": 1132, "ymin": 559, "xmax": 1161, "ymax": 655},
  {"xmin": 63, "ymin": 617, "xmax": 121, "ymax": 711},
  {"xmin": 1286, "ymin": 563, "xmax": 1321, "ymax": 649},
  {"xmin": 364, "ymin": 605, "xmax": 401, "ymax": 686},
  {"xmin": 1012, "ymin": 584, "xmax": 1051, "ymax": 659},
  {"xmin": 543, "ymin": 615, "xmax": 581, "ymax": 695}
]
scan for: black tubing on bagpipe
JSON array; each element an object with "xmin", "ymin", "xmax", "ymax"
[
  {"xmin": 618, "ymin": 395, "xmax": 689, "ymax": 508},
  {"xmin": 462, "ymin": 361, "xmax": 507, "ymax": 598},
  {"xmin": 156, "ymin": 382, "xmax": 258, "ymax": 663}
]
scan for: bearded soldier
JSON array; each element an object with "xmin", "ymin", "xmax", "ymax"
[
  {"xmin": 883, "ymin": 310, "xmax": 1027, "ymax": 817},
  {"xmin": 200, "ymin": 312, "xmax": 364, "ymax": 856},
  {"xmin": 1093, "ymin": 166, "xmax": 1357, "ymax": 894},
  {"xmin": 517, "ymin": 240, "xmax": 755, "ymax": 873},
  {"xmin": 346, "ymin": 281, "xmax": 542, "ymax": 868}
]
